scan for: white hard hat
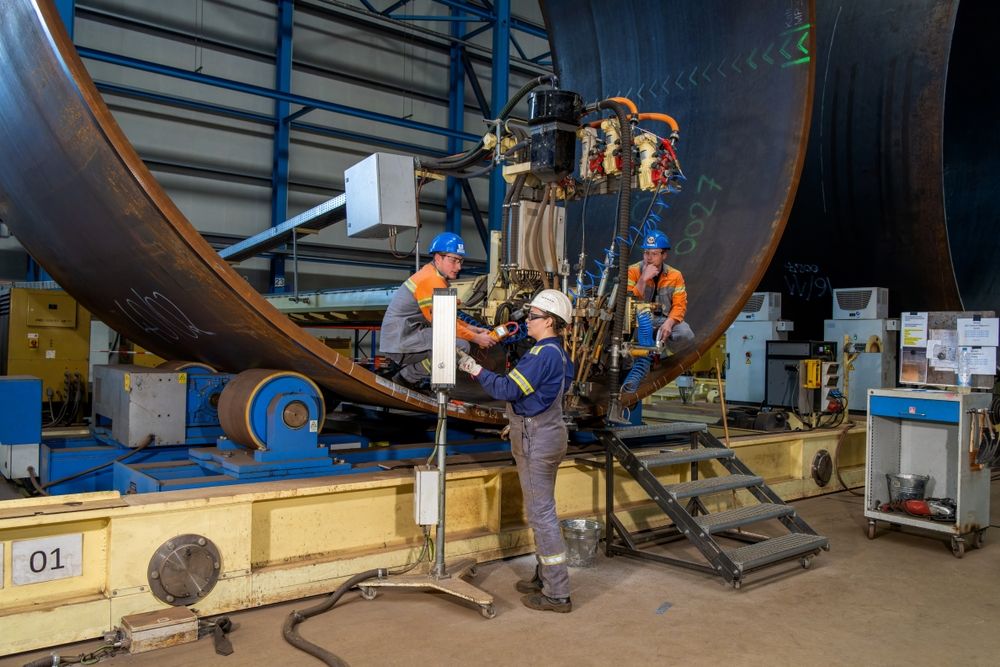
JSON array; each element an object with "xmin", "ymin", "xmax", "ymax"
[{"xmin": 529, "ymin": 289, "xmax": 573, "ymax": 324}]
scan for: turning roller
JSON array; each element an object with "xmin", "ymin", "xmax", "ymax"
[{"xmin": 218, "ymin": 369, "xmax": 325, "ymax": 452}]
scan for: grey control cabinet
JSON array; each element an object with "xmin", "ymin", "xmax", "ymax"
[
  {"xmin": 92, "ymin": 365, "xmax": 186, "ymax": 447},
  {"xmin": 864, "ymin": 388, "xmax": 992, "ymax": 556}
]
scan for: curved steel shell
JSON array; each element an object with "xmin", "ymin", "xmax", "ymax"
[
  {"xmin": 543, "ymin": 0, "xmax": 816, "ymax": 406},
  {"xmin": 758, "ymin": 1, "xmax": 999, "ymax": 334},
  {"xmin": 0, "ymin": 0, "xmax": 504, "ymax": 424},
  {"xmin": 0, "ymin": 0, "xmax": 816, "ymax": 420}
]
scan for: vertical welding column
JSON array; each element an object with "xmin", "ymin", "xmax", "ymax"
[
  {"xmin": 487, "ymin": 0, "xmax": 511, "ymax": 248},
  {"xmin": 430, "ymin": 288, "xmax": 458, "ymax": 577}
]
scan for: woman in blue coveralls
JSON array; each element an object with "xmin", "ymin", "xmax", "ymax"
[{"xmin": 458, "ymin": 289, "xmax": 576, "ymax": 613}]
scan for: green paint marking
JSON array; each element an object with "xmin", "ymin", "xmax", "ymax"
[
  {"xmin": 781, "ymin": 56, "xmax": 810, "ymax": 68},
  {"xmin": 688, "ymin": 65, "xmax": 699, "ymax": 86},
  {"xmin": 779, "ymin": 37, "xmax": 792, "ymax": 60},
  {"xmin": 701, "ymin": 64, "xmax": 712, "ymax": 82},
  {"xmin": 716, "ymin": 60, "xmax": 727, "ymax": 78},
  {"xmin": 780, "ymin": 22, "xmax": 811, "ymax": 36},
  {"xmin": 746, "ymin": 47, "xmax": 758, "ymax": 70},
  {"xmin": 731, "ymin": 56, "xmax": 742, "ymax": 73},
  {"xmin": 796, "ymin": 31, "xmax": 809, "ymax": 55},
  {"xmin": 675, "ymin": 72, "xmax": 685, "ymax": 90},
  {"xmin": 762, "ymin": 42, "xmax": 774, "ymax": 64}
]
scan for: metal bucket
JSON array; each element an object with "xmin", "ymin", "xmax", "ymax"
[
  {"xmin": 560, "ymin": 518, "xmax": 603, "ymax": 568},
  {"xmin": 886, "ymin": 473, "xmax": 930, "ymax": 502}
]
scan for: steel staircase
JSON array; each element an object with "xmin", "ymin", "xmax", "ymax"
[{"xmin": 590, "ymin": 422, "xmax": 829, "ymax": 589}]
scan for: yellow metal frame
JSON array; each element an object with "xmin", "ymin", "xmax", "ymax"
[{"xmin": 0, "ymin": 426, "xmax": 865, "ymax": 656}]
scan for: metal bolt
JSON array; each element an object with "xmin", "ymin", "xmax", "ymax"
[
  {"xmin": 151, "ymin": 571, "xmax": 160, "ymax": 579},
  {"xmin": 166, "ymin": 542, "xmax": 174, "ymax": 550},
  {"xmin": 197, "ymin": 538, "xmax": 206, "ymax": 546},
  {"xmin": 214, "ymin": 561, "xmax": 220, "ymax": 569},
  {"xmin": 166, "ymin": 595, "xmax": 175, "ymax": 603}
]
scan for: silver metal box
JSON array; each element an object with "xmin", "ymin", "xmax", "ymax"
[
  {"xmin": 725, "ymin": 319, "xmax": 793, "ymax": 403},
  {"xmin": 832, "ymin": 287, "xmax": 889, "ymax": 320},
  {"xmin": 737, "ymin": 292, "xmax": 782, "ymax": 322},
  {"xmin": 344, "ymin": 152, "xmax": 417, "ymax": 239},
  {"xmin": 92, "ymin": 365, "xmax": 186, "ymax": 447},
  {"xmin": 121, "ymin": 607, "xmax": 198, "ymax": 654}
]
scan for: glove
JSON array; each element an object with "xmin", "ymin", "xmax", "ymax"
[{"xmin": 458, "ymin": 353, "xmax": 483, "ymax": 377}]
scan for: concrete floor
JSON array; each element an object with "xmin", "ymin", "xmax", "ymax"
[{"xmin": 5, "ymin": 483, "xmax": 1000, "ymax": 667}]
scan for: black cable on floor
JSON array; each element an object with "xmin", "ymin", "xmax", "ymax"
[{"xmin": 282, "ymin": 569, "xmax": 385, "ymax": 667}]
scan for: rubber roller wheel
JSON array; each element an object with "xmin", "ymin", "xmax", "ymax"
[
  {"xmin": 218, "ymin": 369, "xmax": 325, "ymax": 450},
  {"xmin": 158, "ymin": 360, "xmax": 217, "ymax": 374}
]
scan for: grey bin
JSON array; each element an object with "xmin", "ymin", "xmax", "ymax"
[{"xmin": 561, "ymin": 518, "xmax": 603, "ymax": 567}]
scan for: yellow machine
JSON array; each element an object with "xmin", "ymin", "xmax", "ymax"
[{"xmin": 0, "ymin": 286, "xmax": 91, "ymax": 402}]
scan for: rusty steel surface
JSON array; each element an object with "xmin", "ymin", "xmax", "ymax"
[
  {"xmin": 543, "ymin": 0, "xmax": 816, "ymax": 409},
  {"xmin": 0, "ymin": 0, "xmax": 504, "ymax": 424},
  {"xmin": 0, "ymin": 0, "xmax": 816, "ymax": 422},
  {"xmin": 758, "ymin": 0, "xmax": 999, "ymax": 336}
]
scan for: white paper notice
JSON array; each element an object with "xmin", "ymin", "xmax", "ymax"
[
  {"xmin": 957, "ymin": 318, "xmax": 999, "ymax": 347},
  {"xmin": 902, "ymin": 312, "xmax": 928, "ymax": 347},
  {"xmin": 926, "ymin": 330, "xmax": 958, "ymax": 370},
  {"xmin": 966, "ymin": 347, "xmax": 997, "ymax": 375}
]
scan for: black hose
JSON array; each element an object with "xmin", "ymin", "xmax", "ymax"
[
  {"xmin": 584, "ymin": 99, "xmax": 634, "ymax": 417},
  {"xmin": 282, "ymin": 568, "xmax": 385, "ymax": 667},
  {"xmin": 31, "ymin": 433, "xmax": 156, "ymax": 494}
]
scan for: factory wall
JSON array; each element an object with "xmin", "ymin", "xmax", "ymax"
[{"xmin": 0, "ymin": 0, "xmax": 548, "ymax": 292}]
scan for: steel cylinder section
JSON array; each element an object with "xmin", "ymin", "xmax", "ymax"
[
  {"xmin": 542, "ymin": 0, "xmax": 816, "ymax": 406},
  {"xmin": 218, "ymin": 369, "xmax": 325, "ymax": 451},
  {"xmin": 757, "ymin": 1, "xmax": 999, "ymax": 335},
  {"xmin": 0, "ymin": 0, "xmax": 505, "ymax": 425}
]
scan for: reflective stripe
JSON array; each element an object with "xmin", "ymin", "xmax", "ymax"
[
  {"xmin": 417, "ymin": 297, "xmax": 433, "ymax": 307},
  {"xmin": 674, "ymin": 286, "xmax": 686, "ymax": 293},
  {"xmin": 530, "ymin": 345, "xmax": 542, "ymax": 355},
  {"xmin": 404, "ymin": 278, "xmax": 417, "ymax": 293},
  {"xmin": 509, "ymin": 369, "xmax": 535, "ymax": 395},
  {"xmin": 421, "ymin": 358, "xmax": 432, "ymax": 371},
  {"xmin": 538, "ymin": 552, "xmax": 566, "ymax": 566}
]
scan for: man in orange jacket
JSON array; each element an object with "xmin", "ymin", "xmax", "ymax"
[
  {"xmin": 379, "ymin": 232, "xmax": 496, "ymax": 388},
  {"xmin": 626, "ymin": 230, "xmax": 695, "ymax": 349}
]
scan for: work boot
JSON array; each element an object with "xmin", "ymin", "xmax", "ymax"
[
  {"xmin": 515, "ymin": 567, "xmax": 542, "ymax": 594},
  {"xmin": 521, "ymin": 593, "xmax": 572, "ymax": 613}
]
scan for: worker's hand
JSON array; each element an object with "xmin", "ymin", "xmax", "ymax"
[
  {"xmin": 640, "ymin": 263, "xmax": 660, "ymax": 283},
  {"xmin": 657, "ymin": 321, "xmax": 674, "ymax": 343},
  {"xmin": 471, "ymin": 331, "xmax": 498, "ymax": 348},
  {"xmin": 458, "ymin": 354, "xmax": 483, "ymax": 377}
]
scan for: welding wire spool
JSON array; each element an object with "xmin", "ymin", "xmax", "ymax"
[
  {"xmin": 218, "ymin": 369, "xmax": 325, "ymax": 450},
  {"xmin": 157, "ymin": 360, "xmax": 217, "ymax": 374}
]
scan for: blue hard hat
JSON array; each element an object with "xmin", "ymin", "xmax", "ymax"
[
  {"xmin": 640, "ymin": 230, "xmax": 671, "ymax": 250},
  {"xmin": 428, "ymin": 232, "xmax": 466, "ymax": 256}
]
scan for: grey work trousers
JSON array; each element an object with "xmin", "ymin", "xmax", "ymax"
[
  {"xmin": 386, "ymin": 327, "xmax": 470, "ymax": 383},
  {"xmin": 507, "ymin": 403, "xmax": 570, "ymax": 599}
]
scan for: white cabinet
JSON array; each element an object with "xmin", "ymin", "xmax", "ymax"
[{"xmin": 865, "ymin": 388, "xmax": 992, "ymax": 557}]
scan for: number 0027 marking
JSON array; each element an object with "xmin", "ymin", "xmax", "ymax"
[{"xmin": 12, "ymin": 534, "xmax": 83, "ymax": 585}]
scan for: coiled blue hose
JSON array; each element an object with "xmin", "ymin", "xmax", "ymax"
[{"xmin": 622, "ymin": 308, "xmax": 653, "ymax": 393}]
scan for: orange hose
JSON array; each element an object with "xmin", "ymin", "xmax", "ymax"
[
  {"xmin": 608, "ymin": 96, "xmax": 638, "ymax": 114},
  {"xmin": 637, "ymin": 112, "xmax": 680, "ymax": 133}
]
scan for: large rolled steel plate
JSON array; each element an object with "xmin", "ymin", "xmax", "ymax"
[
  {"xmin": 0, "ymin": 0, "xmax": 503, "ymax": 424},
  {"xmin": 758, "ymin": 0, "xmax": 999, "ymax": 336},
  {"xmin": 0, "ymin": 0, "xmax": 815, "ymax": 422},
  {"xmin": 543, "ymin": 0, "xmax": 816, "ymax": 408}
]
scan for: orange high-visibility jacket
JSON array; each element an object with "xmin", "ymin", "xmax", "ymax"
[
  {"xmin": 379, "ymin": 262, "xmax": 476, "ymax": 353},
  {"xmin": 626, "ymin": 261, "xmax": 688, "ymax": 323}
]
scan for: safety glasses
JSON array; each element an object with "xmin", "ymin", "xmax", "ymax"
[{"xmin": 525, "ymin": 311, "xmax": 549, "ymax": 321}]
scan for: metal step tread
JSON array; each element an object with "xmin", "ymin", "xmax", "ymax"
[
  {"xmin": 608, "ymin": 422, "xmax": 708, "ymax": 439},
  {"xmin": 693, "ymin": 503, "xmax": 794, "ymax": 534},
  {"xmin": 726, "ymin": 533, "xmax": 828, "ymax": 571},
  {"xmin": 664, "ymin": 474, "xmax": 763, "ymax": 499},
  {"xmin": 640, "ymin": 447, "xmax": 734, "ymax": 468}
]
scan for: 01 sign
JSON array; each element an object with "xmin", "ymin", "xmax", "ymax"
[{"xmin": 12, "ymin": 534, "xmax": 83, "ymax": 585}]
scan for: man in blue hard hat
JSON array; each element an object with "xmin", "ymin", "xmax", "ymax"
[
  {"xmin": 379, "ymin": 232, "xmax": 497, "ymax": 389},
  {"xmin": 626, "ymin": 230, "xmax": 695, "ymax": 349}
]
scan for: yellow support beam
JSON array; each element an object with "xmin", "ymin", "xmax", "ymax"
[{"xmin": 0, "ymin": 426, "xmax": 865, "ymax": 656}]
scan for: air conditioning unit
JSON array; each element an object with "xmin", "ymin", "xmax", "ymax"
[
  {"xmin": 738, "ymin": 292, "xmax": 781, "ymax": 321},
  {"xmin": 832, "ymin": 287, "xmax": 888, "ymax": 320}
]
